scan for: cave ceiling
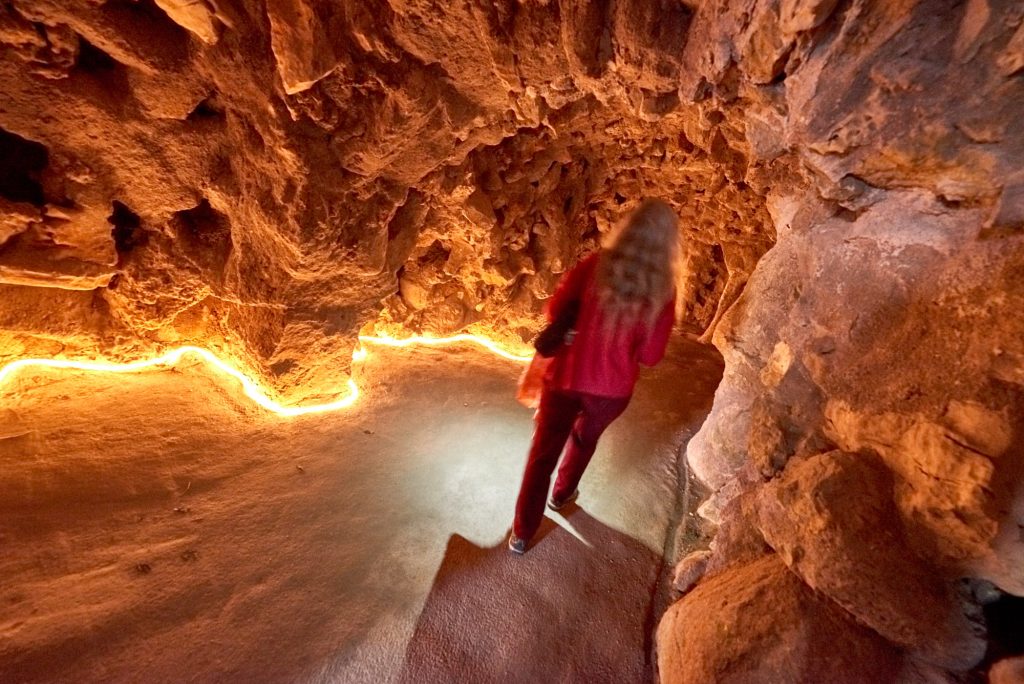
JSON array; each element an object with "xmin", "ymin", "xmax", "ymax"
[{"xmin": 0, "ymin": 0, "xmax": 1020, "ymax": 406}]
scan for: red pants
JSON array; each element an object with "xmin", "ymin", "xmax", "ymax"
[{"xmin": 513, "ymin": 388, "xmax": 630, "ymax": 540}]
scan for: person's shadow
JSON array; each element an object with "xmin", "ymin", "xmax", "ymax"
[{"xmin": 397, "ymin": 507, "xmax": 661, "ymax": 684}]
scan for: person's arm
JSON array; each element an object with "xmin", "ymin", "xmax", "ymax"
[
  {"xmin": 637, "ymin": 296, "xmax": 676, "ymax": 367},
  {"xmin": 545, "ymin": 254, "xmax": 597, "ymax": 323}
]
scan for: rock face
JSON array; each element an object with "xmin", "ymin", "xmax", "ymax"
[
  {"xmin": 756, "ymin": 450, "xmax": 986, "ymax": 670},
  {"xmin": 0, "ymin": 0, "xmax": 773, "ymax": 403},
  {"xmin": 660, "ymin": 0, "xmax": 1024, "ymax": 681},
  {"xmin": 658, "ymin": 554, "xmax": 906, "ymax": 684},
  {"xmin": 1, "ymin": 0, "xmax": 1022, "ymax": 680}
]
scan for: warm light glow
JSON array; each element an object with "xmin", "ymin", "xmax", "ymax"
[
  {"xmin": 351, "ymin": 345, "xmax": 369, "ymax": 363},
  {"xmin": 0, "ymin": 333, "xmax": 531, "ymax": 417},
  {"xmin": 358, "ymin": 333, "xmax": 533, "ymax": 363},
  {"xmin": 0, "ymin": 346, "xmax": 360, "ymax": 417}
]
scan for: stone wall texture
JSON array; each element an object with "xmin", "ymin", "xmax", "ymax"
[
  {"xmin": 1, "ymin": 0, "xmax": 1022, "ymax": 680},
  {"xmin": 664, "ymin": 0, "xmax": 1024, "ymax": 681},
  {"xmin": 0, "ymin": 0, "xmax": 775, "ymax": 404}
]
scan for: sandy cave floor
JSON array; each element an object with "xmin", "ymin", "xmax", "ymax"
[{"xmin": 0, "ymin": 337, "xmax": 723, "ymax": 683}]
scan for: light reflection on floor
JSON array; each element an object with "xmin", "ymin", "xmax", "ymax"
[{"xmin": 0, "ymin": 338, "xmax": 723, "ymax": 682}]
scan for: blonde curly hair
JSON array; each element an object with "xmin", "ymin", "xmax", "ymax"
[{"xmin": 596, "ymin": 198, "xmax": 680, "ymax": 331}]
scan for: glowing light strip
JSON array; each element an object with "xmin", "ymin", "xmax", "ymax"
[
  {"xmin": 0, "ymin": 346, "xmax": 360, "ymax": 417},
  {"xmin": 357, "ymin": 333, "xmax": 533, "ymax": 363},
  {"xmin": 0, "ymin": 334, "xmax": 531, "ymax": 418}
]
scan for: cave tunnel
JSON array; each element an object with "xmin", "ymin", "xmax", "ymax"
[{"xmin": 0, "ymin": 1, "xmax": 1023, "ymax": 682}]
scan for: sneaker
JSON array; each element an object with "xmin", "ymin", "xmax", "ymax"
[
  {"xmin": 547, "ymin": 489, "xmax": 579, "ymax": 511},
  {"xmin": 508, "ymin": 533, "xmax": 526, "ymax": 555}
]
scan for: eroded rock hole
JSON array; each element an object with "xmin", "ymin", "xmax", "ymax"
[
  {"xmin": 0, "ymin": 128, "xmax": 48, "ymax": 206},
  {"xmin": 187, "ymin": 93, "xmax": 225, "ymax": 122},
  {"xmin": 108, "ymin": 200, "xmax": 144, "ymax": 256},
  {"xmin": 70, "ymin": 36, "xmax": 132, "ymax": 98},
  {"xmin": 75, "ymin": 38, "xmax": 118, "ymax": 74},
  {"xmin": 172, "ymin": 198, "xmax": 232, "ymax": 269}
]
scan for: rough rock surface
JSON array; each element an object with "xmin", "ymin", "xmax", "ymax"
[
  {"xmin": 657, "ymin": 554, "xmax": 906, "ymax": 684},
  {"xmin": 1, "ymin": 0, "xmax": 1023, "ymax": 681},
  {"xmin": 669, "ymin": 549, "xmax": 710, "ymax": 595},
  {"xmin": 0, "ymin": 0, "xmax": 774, "ymax": 403},
  {"xmin": 677, "ymin": 185, "xmax": 1024, "ymax": 678},
  {"xmin": 662, "ymin": 0, "xmax": 1024, "ymax": 681},
  {"xmin": 990, "ymin": 656, "xmax": 1024, "ymax": 684},
  {"xmin": 755, "ymin": 450, "xmax": 985, "ymax": 669}
]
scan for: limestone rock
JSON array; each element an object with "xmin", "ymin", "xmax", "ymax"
[
  {"xmin": 657, "ymin": 554, "xmax": 905, "ymax": 684},
  {"xmin": 0, "ymin": 0, "xmax": 775, "ymax": 403},
  {"xmin": 756, "ymin": 450, "xmax": 986, "ymax": 670},
  {"xmin": 702, "ymin": 487, "xmax": 771, "ymax": 578},
  {"xmin": 990, "ymin": 657, "xmax": 1024, "ymax": 684},
  {"xmin": 825, "ymin": 400, "xmax": 1019, "ymax": 587},
  {"xmin": 670, "ymin": 549, "xmax": 710, "ymax": 595},
  {"xmin": 0, "ymin": 0, "xmax": 1021, "ymax": 674},
  {"xmin": 154, "ymin": 0, "xmax": 220, "ymax": 45},
  {"xmin": 688, "ymin": 188, "xmax": 1024, "ymax": 599}
]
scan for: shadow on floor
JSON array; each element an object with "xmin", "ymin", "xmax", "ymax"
[{"xmin": 397, "ymin": 508, "xmax": 661, "ymax": 684}]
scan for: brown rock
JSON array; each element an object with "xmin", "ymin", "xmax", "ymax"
[
  {"xmin": 756, "ymin": 450, "xmax": 986, "ymax": 670},
  {"xmin": 0, "ymin": 0, "xmax": 789, "ymax": 403},
  {"xmin": 153, "ymin": 0, "xmax": 221, "ymax": 45},
  {"xmin": 670, "ymin": 549, "xmax": 710, "ymax": 595},
  {"xmin": 0, "ymin": 0, "xmax": 1019, "ymax": 676},
  {"xmin": 990, "ymin": 656, "xmax": 1024, "ymax": 684},
  {"xmin": 702, "ymin": 487, "xmax": 772, "ymax": 578},
  {"xmin": 657, "ymin": 554, "xmax": 904, "ymax": 684}
]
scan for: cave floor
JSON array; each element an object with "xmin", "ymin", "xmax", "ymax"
[{"xmin": 0, "ymin": 337, "xmax": 722, "ymax": 683}]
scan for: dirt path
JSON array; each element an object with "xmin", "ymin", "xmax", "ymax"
[{"xmin": 0, "ymin": 337, "xmax": 722, "ymax": 683}]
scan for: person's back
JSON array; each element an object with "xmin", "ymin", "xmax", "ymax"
[
  {"xmin": 509, "ymin": 198, "xmax": 680, "ymax": 554},
  {"xmin": 545, "ymin": 253, "xmax": 675, "ymax": 399}
]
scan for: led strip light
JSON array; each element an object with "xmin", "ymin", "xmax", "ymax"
[{"xmin": 0, "ymin": 335, "xmax": 532, "ymax": 417}]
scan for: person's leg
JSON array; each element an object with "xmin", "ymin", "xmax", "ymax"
[
  {"xmin": 513, "ymin": 389, "xmax": 581, "ymax": 541},
  {"xmin": 551, "ymin": 393, "xmax": 631, "ymax": 503}
]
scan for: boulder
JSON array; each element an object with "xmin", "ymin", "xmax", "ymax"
[
  {"xmin": 755, "ymin": 450, "xmax": 986, "ymax": 670},
  {"xmin": 670, "ymin": 550, "xmax": 710, "ymax": 595},
  {"xmin": 657, "ymin": 554, "xmax": 905, "ymax": 684}
]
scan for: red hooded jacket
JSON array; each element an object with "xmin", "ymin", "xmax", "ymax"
[{"xmin": 544, "ymin": 253, "xmax": 676, "ymax": 398}]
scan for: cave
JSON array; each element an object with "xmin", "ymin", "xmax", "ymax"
[{"xmin": 0, "ymin": 1, "xmax": 1022, "ymax": 682}]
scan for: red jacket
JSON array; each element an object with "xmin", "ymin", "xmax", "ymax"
[{"xmin": 544, "ymin": 253, "xmax": 676, "ymax": 398}]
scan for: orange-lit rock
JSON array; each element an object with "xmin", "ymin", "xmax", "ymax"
[
  {"xmin": 657, "ymin": 554, "xmax": 905, "ymax": 683},
  {"xmin": 756, "ymin": 450, "xmax": 985, "ymax": 670},
  {"xmin": 668, "ymin": 0, "xmax": 1024, "ymax": 680},
  {"xmin": 0, "ymin": 0, "xmax": 1022, "ymax": 678},
  {"xmin": 0, "ymin": 0, "xmax": 773, "ymax": 404},
  {"xmin": 990, "ymin": 656, "xmax": 1024, "ymax": 684}
]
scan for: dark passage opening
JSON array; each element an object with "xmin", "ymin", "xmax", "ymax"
[
  {"xmin": 187, "ymin": 93, "xmax": 226, "ymax": 122},
  {"xmin": 0, "ymin": 128, "xmax": 48, "ymax": 206},
  {"xmin": 75, "ymin": 38, "xmax": 119, "ymax": 74},
  {"xmin": 108, "ymin": 200, "xmax": 145, "ymax": 256},
  {"xmin": 173, "ymin": 198, "xmax": 233, "ymax": 270},
  {"xmin": 984, "ymin": 593, "xmax": 1024, "ymax": 664}
]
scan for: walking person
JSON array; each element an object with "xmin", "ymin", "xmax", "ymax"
[{"xmin": 509, "ymin": 198, "xmax": 680, "ymax": 554}]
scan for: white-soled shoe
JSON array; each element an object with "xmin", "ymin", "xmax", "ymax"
[
  {"xmin": 547, "ymin": 489, "xmax": 579, "ymax": 511},
  {"xmin": 508, "ymin": 533, "xmax": 527, "ymax": 554}
]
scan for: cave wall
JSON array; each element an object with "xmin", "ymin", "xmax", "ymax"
[
  {"xmin": 0, "ymin": 0, "xmax": 774, "ymax": 404},
  {"xmin": 2, "ymin": 0, "xmax": 1023, "ymax": 680},
  {"xmin": 661, "ymin": 0, "xmax": 1024, "ymax": 681}
]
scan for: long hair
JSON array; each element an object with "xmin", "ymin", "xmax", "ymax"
[{"xmin": 595, "ymin": 198, "xmax": 680, "ymax": 332}]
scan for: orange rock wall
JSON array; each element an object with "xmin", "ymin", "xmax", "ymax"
[
  {"xmin": 1, "ymin": 1, "xmax": 1023, "ymax": 679},
  {"xmin": 0, "ymin": 0, "xmax": 774, "ymax": 403},
  {"xmin": 663, "ymin": 0, "xmax": 1024, "ymax": 680}
]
